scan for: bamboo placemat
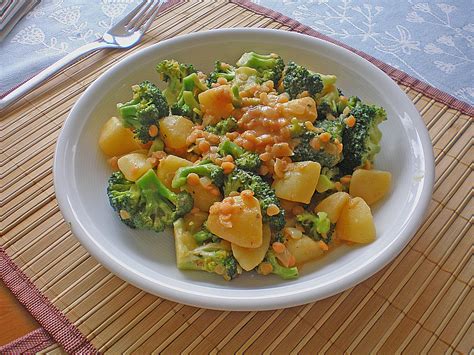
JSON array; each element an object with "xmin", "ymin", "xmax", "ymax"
[{"xmin": 1, "ymin": 1, "xmax": 473, "ymax": 353}]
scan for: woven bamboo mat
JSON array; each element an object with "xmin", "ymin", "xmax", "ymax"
[{"xmin": 1, "ymin": 1, "xmax": 473, "ymax": 353}]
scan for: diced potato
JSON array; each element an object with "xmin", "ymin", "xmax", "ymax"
[
  {"xmin": 207, "ymin": 194, "xmax": 262, "ymax": 248},
  {"xmin": 98, "ymin": 116, "xmax": 142, "ymax": 156},
  {"xmin": 159, "ymin": 115, "xmax": 194, "ymax": 150},
  {"xmin": 280, "ymin": 97, "xmax": 317, "ymax": 122},
  {"xmin": 349, "ymin": 169, "xmax": 392, "ymax": 205},
  {"xmin": 232, "ymin": 224, "xmax": 271, "ymax": 271},
  {"xmin": 186, "ymin": 182, "xmax": 222, "ymax": 212},
  {"xmin": 315, "ymin": 192, "xmax": 351, "ymax": 223},
  {"xmin": 157, "ymin": 155, "xmax": 193, "ymax": 191},
  {"xmin": 198, "ymin": 85, "xmax": 234, "ymax": 125},
  {"xmin": 286, "ymin": 235, "xmax": 324, "ymax": 265},
  {"xmin": 336, "ymin": 197, "xmax": 376, "ymax": 243},
  {"xmin": 117, "ymin": 152, "xmax": 152, "ymax": 181},
  {"xmin": 273, "ymin": 161, "xmax": 321, "ymax": 204},
  {"xmin": 183, "ymin": 211, "xmax": 208, "ymax": 234}
]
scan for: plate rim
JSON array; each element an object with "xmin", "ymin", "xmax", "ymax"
[{"xmin": 53, "ymin": 28, "xmax": 435, "ymax": 311}]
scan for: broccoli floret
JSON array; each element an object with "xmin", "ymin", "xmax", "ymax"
[
  {"xmin": 170, "ymin": 72, "xmax": 207, "ymax": 122},
  {"xmin": 317, "ymin": 92, "xmax": 339, "ymax": 118},
  {"xmin": 156, "ymin": 59, "xmax": 197, "ymax": 105},
  {"xmin": 193, "ymin": 224, "xmax": 220, "ymax": 245},
  {"xmin": 316, "ymin": 85, "xmax": 344, "ymax": 119},
  {"xmin": 292, "ymin": 118, "xmax": 345, "ymax": 168},
  {"xmin": 338, "ymin": 99, "xmax": 387, "ymax": 175},
  {"xmin": 204, "ymin": 117, "xmax": 238, "ymax": 135},
  {"xmin": 107, "ymin": 170, "xmax": 193, "ymax": 232},
  {"xmin": 224, "ymin": 169, "xmax": 285, "ymax": 231},
  {"xmin": 315, "ymin": 166, "xmax": 340, "ymax": 193},
  {"xmin": 107, "ymin": 171, "xmax": 140, "ymax": 228},
  {"xmin": 148, "ymin": 138, "xmax": 164, "ymax": 154},
  {"xmin": 117, "ymin": 81, "xmax": 169, "ymax": 143},
  {"xmin": 174, "ymin": 219, "xmax": 241, "ymax": 280},
  {"xmin": 207, "ymin": 61, "xmax": 237, "ymax": 87},
  {"xmin": 179, "ymin": 243, "xmax": 240, "ymax": 280},
  {"xmin": 236, "ymin": 52, "xmax": 285, "ymax": 85},
  {"xmin": 218, "ymin": 140, "xmax": 261, "ymax": 173},
  {"xmin": 172, "ymin": 163, "xmax": 225, "ymax": 189},
  {"xmin": 265, "ymin": 250, "xmax": 298, "ymax": 280},
  {"xmin": 282, "ymin": 61, "xmax": 337, "ymax": 100},
  {"xmin": 296, "ymin": 211, "xmax": 334, "ymax": 244}
]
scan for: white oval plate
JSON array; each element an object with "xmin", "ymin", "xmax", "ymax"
[{"xmin": 54, "ymin": 28, "xmax": 434, "ymax": 311}]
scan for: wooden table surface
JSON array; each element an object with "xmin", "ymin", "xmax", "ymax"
[{"xmin": 0, "ymin": 281, "xmax": 40, "ymax": 346}]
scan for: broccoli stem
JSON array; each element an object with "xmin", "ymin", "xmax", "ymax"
[
  {"xmin": 182, "ymin": 73, "xmax": 207, "ymax": 92},
  {"xmin": 237, "ymin": 52, "xmax": 278, "ymax": 69},
  {"xmin": 219, "ymin": 140, "xmax": 244, "ymax": 158},
  {"xmin": 136, "ymin": 169, "xmax": 178, "ymax": 205},
  {"xmin": 148, "ymin": 138, "xmax": 164, "ymax": 154},
  {"xmin": 266, "ymin": 251, "xmax": 298, "ymax": 280},
  {"xmin": 172, "ymin": 164, "xmax": 224, "ymax": 189}
]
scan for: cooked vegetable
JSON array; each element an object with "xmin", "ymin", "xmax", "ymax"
[
  {"xmin": 172, "ymin": 163, "xmax": 224, "ymax": 189},
  {"xmin": 349, "ymin": 169, "xmax": 392, "ymax": 205},
  {"xmin": 101, "ymin": 52, "xmax": 390, "ymax": 281},
  {"xmin": 273, "ymin": 161, "xmax": 321, "ymax": 204},
  {"xmin": 286, "ymin": 235, "xmax": 324, "ymax": 265},
  {"xmin": 155, "ymin": 59, "xmax": 196, "ymax": 105},
  {"xmin": 264, "ymin": 250, "xmax": 299, "ymax": 279},
  {"xmin": 170, "ymin": 72, "xmax": 207, "ymax": 122},
  {"xmin": 159, "ymin": 115, "xmax": 194, "ymax": 151},
  {"xmin": 117, "ymin": 152, "xmax": 153, "ymax": 182},
  {"xmin": 224, "ymin": 169, "xmax": 285, "ymax": 231},
  {"xmin": 236, "ymin": 51, "xmax": 285, "ymax": 85},
  {"xmin": 338, "ymin": 97, "xmax": 387, "ymax": 175},
  {"xmin": 198, "ymin": 85, "xmax": 235, "ymax": 124},
  {"xmin": 336, "ymin": 197, "xmax": 376, "ymax": 243},
  {"xmin": 314, "ymin": 192, "xmax": 351, "ymax": 223},
  {"xmin": 292, "ymin": 118, "xmax": 344, "ymax": 168},
  {"xmin": 232, "ymin": 224, "xmax": 271, "ymax": 271},
  {"xmin": 282, "ymin": 61, "xmax": 336, "ymax": 100},
  {"xmin": 174, "ymin": 219, "xmax": 241, "ymax": 280},
  {"xmin": 107, "ymin": 169, "xmax": 193, "ymax": 232},
  {"xmin": 156, "ymin": 155, "xmax": 193, "ymax": 190},
  {"xmin": 219, "ymin": 140, "xmax": 261, "ymax": 173},
  {"xmin": 207, "ymin": 193, "xmax": 263, "ymax": 248},
  {"xmin": 117, "ymin": 81, "xmax": 169, "ymax": 143},
  {"xmin": 99, "ymin": 116, "xmax": 143, "ymax": 156},
  {"xmin": 204, "ymin": 116, "xmax": 238, "ymax": 135},
  {"xmin": 296, "ymin": 211, "xmax": 334, "ymax": 244}
]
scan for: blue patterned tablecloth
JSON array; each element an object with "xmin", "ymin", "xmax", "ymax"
[{"xmin": 1, "ymin": 0, "xmax": 473, "ymax": 105}]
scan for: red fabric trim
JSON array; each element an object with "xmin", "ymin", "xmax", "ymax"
[
  {"xmin": 0, "ymin": 248, "xmax": 98, "ymax": 354},
  {"xmin": 230, "ymin": 0, "xmax": 474, "ymax": 116},
  {"xmin": 0, "ymin": 328, "xmax": 54, "ymax": 354}
]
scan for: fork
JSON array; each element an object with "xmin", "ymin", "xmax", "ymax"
[{"xmin": 0, "ymin": 0, "xmax": 164, "ymax": 110}]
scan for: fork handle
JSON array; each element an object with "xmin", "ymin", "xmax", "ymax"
[{"xmin": 0, "ymin": 40, "xmax": 114, "ymax": 110}]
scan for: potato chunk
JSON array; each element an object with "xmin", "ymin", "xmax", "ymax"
[
  {"xmin": 280, "ymin": 97, "xmax": 317, "ymax": 122},
  {"xmin": 273, "ymin": 161, "xmax": 321, "ymax": 204},
  {"xmin": 286, "ymin": 235, "xmax": 324, "ymax": 265},
  {"xmin": 98, "ymin": 116, "xmax": 142, "ymax": 156},
  {"xmin": 159, "ymin": 115, "xmax": 194, "ymax": 150},
  {"xmin": 315, "ymin": 192, "xmax": 351, "ymax": 223},
  {"xmin": 198, "ymin": 85, "xmax": 234, "ymax": 125},
  {"xmin": 186, "ymin": 182, "xmax": 222, "ymax": 212},
  {"xmin": 232, "ymin": 225, "xmax": 271, "ymax": 271},
  {"xmin": 349, "ymin": 169, "xmax": 392, "ymax": 205},
  {"xmin": 157, "ymin": 155, "xmax": 192, "ymax": 191},
  {"xmin": 336, "ymin": 197, "xmax": 376, "ymax": 243},
  {"xmin": 117, "ymin": 152, "xmax": 152, "ymax": 181},
  {"xmin": 207, "ymin": 193, "xmax": 263, "ymax": 248}
]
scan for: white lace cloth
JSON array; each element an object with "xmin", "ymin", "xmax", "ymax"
[{"xmin": 1, "ymin": 0, "xmax": 473, "ymax": 105}]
